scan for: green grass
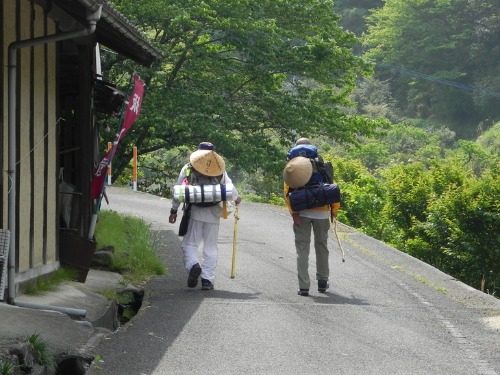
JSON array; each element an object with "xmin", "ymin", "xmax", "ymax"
[
  {"xmin": 95, "ymin": 210, "xmax": 166, "ymax": 285},
  {"xmin": 0, "ymin": 360, "xmax": 16, "ymax": 375},
  {"xmin": 1, "ymin": 333, "xmax": 57, "ymax": 374},
  {"xmin": 26, "ymin": 333, "xmax": 56, "ymax": 372},
  {"xmin": 99, "ymin": 288, "xmax": 136, "ymax": 305},
  {"xmin": 99, "ymin": 288, "xmax": 119, "ymax": 301},
  {"xmin": 24, "ymin": 268, "xmax": 79, "ymax": 295}
]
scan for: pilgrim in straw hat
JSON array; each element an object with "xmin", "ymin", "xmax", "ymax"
[
  {"xmin": 283, "ymin": 156, "xmax": 313, "ymax": 188},
  {"xmin": 190, "ymin": 148, "xmax": 225, "ymax": 177}
]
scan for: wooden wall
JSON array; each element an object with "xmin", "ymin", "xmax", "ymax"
[{"xmin": 1, "ymin": 0, "xmax": 59, "ymax": 281}]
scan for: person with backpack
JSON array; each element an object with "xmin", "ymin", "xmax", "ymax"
[
  {"xmin": 283, "ymin": 138, "xmax": 340, "ymax": 296},
  {"xmin": 169, "ymin": 142, "xmax": 241, "ymax": 290}
]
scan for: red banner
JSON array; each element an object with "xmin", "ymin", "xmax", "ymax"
[
  {"xmin": 90, "ymin": 149, "xmax": 112, "ymax": 199},
  {"xmin": 118, "ymin": 75, "xmax": 145, "ymax": 142},
  {"xmin": 90, "ymin": 75, "xmax": 145, "ymax": 199}
]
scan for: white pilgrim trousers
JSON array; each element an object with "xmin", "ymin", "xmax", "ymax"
[{"xmin": 181, "ymin": 217, "xmax": 220, "ymax": 283}]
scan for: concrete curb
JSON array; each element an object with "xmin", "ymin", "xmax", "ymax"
[{"xmin": 0, "ymin": 269, "xmax": 126, "ymax": 374}]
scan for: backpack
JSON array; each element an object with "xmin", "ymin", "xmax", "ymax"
[
  {"xmin": 285, "ymin": 145, "xmax": 340, "ymax": 211},
  {"xmin": 288, "ymin": 183, "xmax": 341, "ymax": 211},
  {"xmin": 185, "ymin": 164, "xmax": 222, "ymax": 187},
  {"xmin": 185, "ymin": 165, "xmax": 223, "ymax": 207},
  {"xmin": 286, "ymin": 144, "xmax": 318, "ymax": 160},
  {"xmin": 287, "ymin": 145, "xmax": 334, "ymax": 186},
  {"xmin": 173, "ymin": 164, "xmax": 235, "ymax": 207}
]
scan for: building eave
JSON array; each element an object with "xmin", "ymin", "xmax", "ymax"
[{"xmin": 38, "ymin": 0, "xmax": 162, "ymax": 67}]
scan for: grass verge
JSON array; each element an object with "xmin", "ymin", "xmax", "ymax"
[{"xmin": 95, "ymin": 210, "xmax": 166, "ymax": 285}]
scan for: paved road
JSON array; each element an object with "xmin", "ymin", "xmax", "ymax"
[{"xmin": 89, "ymin": 186, "xmax": 500, "ymax": 375}]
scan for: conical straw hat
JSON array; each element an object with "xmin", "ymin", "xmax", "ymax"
[
  {"xmin": 283, "ymin": 156, "xmax": 313, "ymax": 188},
  {"xmin": 190, "ymin": 149, "xmax": 225, "ymax": 177}
]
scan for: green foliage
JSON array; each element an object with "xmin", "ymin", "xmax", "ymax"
[
  {"xmin": 330, "ymin": 157, "xmax": 386, "ymax": 238},
  {"xmin": 95, "ymin": 210, "xmax": 166, "ymax": 285},
  {"xmin": 453, "ymin": 139, "xmax": 497, "ymax": 177},
  {"xmin": 131, "ymin": 146, "xmax": 192, "ymax": 197},
  {"xmin": 334, "ymin": 0, "xmax": 384, "ymax": 37},
  {"xmin": 239, "ymin": 167, "xmax": 284, "ymax": 198},
  {"xmin": 328, "ymin": 122, "xmax": 499, "ymax": 295},
  {"xmin": 363, "ymin": 0, "xmax": 500, "ymax": 138},
  {"xmin": 380, "ymin": 163, "xmax": 432, "ymax": 245},
  {"xmin": 476, "ymin": 122, "xmax": 500, "ymax": 155},
  {"xmin": 347, "ymin": 142, "xmax": 389, "ymax": 171},
  {"xmin": 24, "ymin": 268, "xmax": 79, "ymax": 295},
  {"xmin": 409, "ymin": 167, "xmax": 500, "ymax": 293},
  {"xmin": 350, "ymin": 78, "xmax": 400, "ymax": 122},
  {"xmin": 26, "ymin": 333, "xmax": 56, "ymax": 373},
  {"xmin": 385, "ymin": 124, "xmax": 430, "ymax": 157},
  {"xmin": 99, "ymin": 288, "xmax": 119, "ymax": 301},
  {"xmin": 344, "ymin": 122, "xmax": 456, "ymax": 169},
  {"xmin": 0, "ymin": 360, "xmax": 16, "ymax": 375},
  {"xmin": 103, "ymin": 0, "xmax": 376, "ymax": 179},
  {"xmin": 237, "ymin": 191, "xmax": 285, "ymax": 206},
  {"xmin": 98, "ymin": 0, "xmax": 500, "ymax": 296}
]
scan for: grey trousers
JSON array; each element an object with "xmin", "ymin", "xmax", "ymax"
[{"xmin": 293, "ymin": 217, "xmax": 330, "ymax": 290}]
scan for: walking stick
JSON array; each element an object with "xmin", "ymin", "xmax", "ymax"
[
  {"xmin": 230, "ymin": 205, "xmax": 240, "ymax": 278},
  {"xmin": 332, "ymin": 218, "xmax": 346, "ymax": 262}
]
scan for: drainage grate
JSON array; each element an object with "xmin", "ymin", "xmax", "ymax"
[{"xmin": 0, "ymin": 230, "xmax": 10, "ymax": 301}]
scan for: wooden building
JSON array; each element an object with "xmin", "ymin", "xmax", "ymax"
[{"xmin": 1, "ymin": 0, "xmax": 161, "ymax": 302}]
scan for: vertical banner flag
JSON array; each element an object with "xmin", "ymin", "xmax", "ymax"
[
  {"xmin": 91, "ymin": 75, "xmax": 145, "ymax": 199},
  {"xmin": 117, "ymin": 75, "xmax": 145, "ymax": 142}
]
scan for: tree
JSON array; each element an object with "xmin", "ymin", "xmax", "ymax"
[
  {"xmin": 476, "ymin": 122, "xmax": 500, "ymax": 155},
  {"xmin": 102, "ymin": 0, "xmax": 378, "ymax": 179},
  {"xmin": 333, "ymin": 157, "xmax": 386, "ymax": 238},
  {"xmin": 409, "ymin": 165, "xmax": 500, "ymax": 293},
  {"xmin": 350, "ymin": 78, "xmax": 400, "ymax": 122},
  {"xmin": 363, "ymin": 0, "xmax": 500, "ymax": 138},
  {"xmin": 333, "ymin": 0, "xmax": 384, "ymax": 37},
  {"xmin": 380, "ymin": 162, "xmax": 434, "ymax": 247}
]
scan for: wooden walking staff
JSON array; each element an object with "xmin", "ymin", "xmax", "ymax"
[
  {"xmin": 332, "ymin": 218, "xmax": 346, "ymax": 262},
  {"xmin": 230, "ymin": 205, "xmax": 240, "ymax": 278},
  {"xmin": 330, "ymin": 204, "xmax": 345, "ymax": 262}
]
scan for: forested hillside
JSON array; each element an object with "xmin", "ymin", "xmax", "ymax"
[
  {"xmin": 347, "ymin": 0, "xmax": 499, "ymax": 139},
  {"xmin": 102, "ymin": 0, "xmax": 499, "ymax": 296},
  {"xmin": 322, "ymin": 124, "xmax": 499, "ymax": 296}
]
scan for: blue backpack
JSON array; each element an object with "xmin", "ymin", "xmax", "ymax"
[
  {"xmin": 286, "ymin": 144, "xmax": 340, "ymax": 211},
  {"xmin": 286, "ymin": 144, "xmax": 318, "ymax": 160}
]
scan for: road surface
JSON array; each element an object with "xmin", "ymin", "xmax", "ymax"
[{"xmin": 89, "ymin": 186, "xmax": 500, "ymax": 375}]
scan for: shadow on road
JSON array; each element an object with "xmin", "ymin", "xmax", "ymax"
[{"xmin": 310, "ymin": 292, "xmax": 369, "ymax": 306}]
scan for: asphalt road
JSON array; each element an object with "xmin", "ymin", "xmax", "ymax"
[{"xmin": 89, "ymin": 185, "xmax": 500, "ymax": 375}]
